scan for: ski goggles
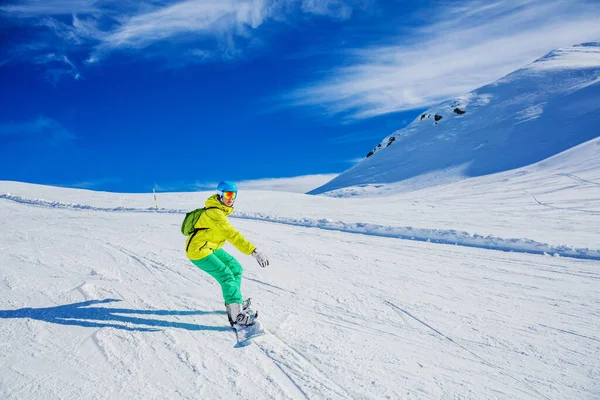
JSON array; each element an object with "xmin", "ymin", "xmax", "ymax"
[{"xmin": 221, "ymin": 191, "xmax": 237, "ymax": 200}]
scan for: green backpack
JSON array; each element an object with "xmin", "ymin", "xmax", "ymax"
[{"xmin": 181, "ymin": 207, "xmax": 217, "ymax": 236}]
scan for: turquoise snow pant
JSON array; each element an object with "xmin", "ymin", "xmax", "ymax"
[{"xmin": 190, "ymin": 249, "xmax": 243, "ymax": 305}]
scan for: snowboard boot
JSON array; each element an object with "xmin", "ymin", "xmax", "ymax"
[
  {"xmin": 225, "ymin": 298, "xmax": 252, "ymax": 311},
  {"xmin": 226, "ymin": 303, "xmax": 258, "ymax": 327},
  {"xmin": 225, "ymin": 298, "xmax": 252, "ymax": 323}
]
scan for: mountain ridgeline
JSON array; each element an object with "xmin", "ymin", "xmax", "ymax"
[{"xmin": 310, "ymin": 42, "xmax": 600, "ymax": 196}]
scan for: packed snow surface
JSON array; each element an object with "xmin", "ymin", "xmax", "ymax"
[{"xmin": 1, "ymin": 168, "xmax": 599, "ymax": 399}]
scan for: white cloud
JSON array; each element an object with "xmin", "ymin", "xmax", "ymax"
[
  {"xmin": 0, "ymin": 116, "xmax": 75, "ymax": 143},
  {"xmin": 34, "ymin": 52, "xmax": 81, "ymax": 82},
  {"xmin": 2, "ymin": 0, "xmax": 368, "ymax": 70},
  {"xmin": 287, "ymin": 0, "xmax": 600, "ymax": 120},
  {"xmin": 58, "ymin": 178, "xmax": 122, "ymax": 190},
  {"xmin": 89, "ymin": 0, "xmax": 370, "ymax": 62},
  {"xmin": 300, "ymin": 0, "xmax": 354, "ymax": 20},
  {"xmin": 236, "ymin": 174, "xmax": 339, "ymax": 193},
  {"xmin": 1, "ymin": 11, "xmax": 91, "ymax": 81},
  {"xmin": 187, "ymin": 174, "xmax": 339, "ymax": 193},
  {"xmin": 100, "ymin": 1, "xmax": 258, "ymax": 49},
  {"xmin": 0, "ymin": 0, "xmax": 101, "ymax": 16}
]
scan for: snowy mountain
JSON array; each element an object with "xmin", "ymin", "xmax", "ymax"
[{"xmin": 310, "ymin": 42, "xmax": 600, "ymax": 196}]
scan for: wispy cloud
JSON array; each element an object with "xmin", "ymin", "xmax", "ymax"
[
  {"xmin": 300, "ymin": 0, "xmax": 354, "ymax": 20},
  {"xmin": 88, "ymin": 1, "xmax": 262, "ymax": 62},
  {"xmin": 1, "ymin": 0, "xmax": 369, "ymax": 77},
  {"xmin": 0, "ymin": 116, "xmax": 75, "ymax": 143},
  {"xmin": 236, "ymin": 174, "xmax": 339, "ymax": 193},
  {"xmin": 156, "ymin": 173, "xmax": 339, "ymax": 193},
  {"xmin": 57, "ymin": 177, "xmax": 122, "ymax": 190},
  {"xmin": 35, "ymin": 52, "xmax": 81, "ymax": 82},
  {"xmin": 2, "ymin": 10, "xmax": 91, "ymax": 81},
  {"xmin": 0, "ymin": 0, "xmax": 101, "ymax": 16},
  {"xmin": 287, "ymin": 0, "xmax": 600, "ymax": 120}
]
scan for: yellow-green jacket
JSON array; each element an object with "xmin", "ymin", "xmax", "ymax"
[{"xmin": 185, "ymin": 194, "xmax": 256, "ymax": 260}]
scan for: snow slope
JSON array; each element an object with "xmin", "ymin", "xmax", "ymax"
[
  {"xmin": 3, "ymin": 132, "xmax": 600, "ymax": 253},
  {"xmin": 1, "ymin": 181, "xmax": 599, "ymax": 399},
  {"xmin": 310, "ymin": 42, "xmax": 600, "ymax": 195}
]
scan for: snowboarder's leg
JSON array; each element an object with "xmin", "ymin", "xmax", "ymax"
[
  {"xmin": 191, "ymin": 254, "xmax": 243, "ymax": 305},
  {"xmin": 212, "ymin": 249, "xmax": 243, "ymax": 290},
  {"xmin": 191, "ymin": 254, "xmax": 255, "ymax": 326},
  {"xmin": 213, "ymin": 249, "xmax": 252, "ymax": 311}
]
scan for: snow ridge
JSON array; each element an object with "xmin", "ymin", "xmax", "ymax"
[
  {"xmin": 310, "ymin": 41, "xmax": 600, "ymax": 195},
  {"xmin": 2, "ymin": 193, "xmax": 599, "ymax": 261}
]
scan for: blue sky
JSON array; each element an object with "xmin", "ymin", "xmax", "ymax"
[{"xmin": 1, "ymin": 0, "xmax": 599, "ymax": 193}]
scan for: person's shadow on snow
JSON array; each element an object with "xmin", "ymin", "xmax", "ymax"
[{"xmin": 0, "ymin": 299, "xmax": 231, "ymax": 332}]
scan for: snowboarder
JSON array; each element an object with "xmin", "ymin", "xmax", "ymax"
[{"xmin": 185, "ymin": 181, "xmax": 269, "ymax": 327}]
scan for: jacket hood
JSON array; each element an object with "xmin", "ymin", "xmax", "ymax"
[{"xmin": 205, "ymin": 194, "xmax": 234, "ymax": 216}]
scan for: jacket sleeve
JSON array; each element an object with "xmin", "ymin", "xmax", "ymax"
[{"xmin": 204, "ymin": 208, "xmax": 256, "ymax": 255}]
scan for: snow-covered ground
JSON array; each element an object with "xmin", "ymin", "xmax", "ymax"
[
  {"xmin": 3, "ymin": 136, "xmax": 600, "ymax": 255},
  {"xmin": 1, "ymin": 169, "xmax": 599, "ymax": 398}
]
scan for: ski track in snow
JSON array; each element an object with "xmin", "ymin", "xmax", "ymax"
[
  {"xmin": 559, "ymin": 173, "xmax": 600, "ymax": 188},
  {"xmin": 252, "ymin": 331, "xmax": 356, "ymax": 399},
  {"xmin": 525, "ymin": 191, "xmax": 600, "ymax": 215},
  {"xmin": 2, "ymin": 193, "xmax": 599, "ymax": 261},
  {"xmin": 384, "ymin": 300, "xmax": 552, "ymax": 400}
]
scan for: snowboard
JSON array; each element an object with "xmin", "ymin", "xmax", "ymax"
[{"xmin": 233, "ymin": 320, "xmax": 266, "ymax": 346}]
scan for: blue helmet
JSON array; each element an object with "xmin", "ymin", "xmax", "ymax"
[{"xmin": 217, "ymin": 181, "xmax": 238, "ymax": 193}]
